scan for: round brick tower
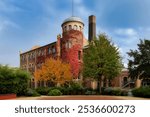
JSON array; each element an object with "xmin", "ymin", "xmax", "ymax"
[{"xmin": 61, "ymin": 16, "xmax": 84, "ymax": 79}]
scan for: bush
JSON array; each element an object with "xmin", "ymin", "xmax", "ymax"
[
  {"xmin": 0, "ymin": 65, "xmax": 30, "ymax": 96},
  {"xmin": 48, "ymin": 89, "xmax": 62, "ymax": 96},
  {"xmin": 132, "ymin": 87, "xmax": 150, "ymax": 98},
  {"xmin": 70, "ymin": 82, "xmax": 83, "ymax": 95},
  {"xmin": 26, "ymin": 89, "xmax": 40, "ymax": 97},
  {"xmin": 120, "ymin": 89, "xmax": 128, "ymax": 96},
  {"xmin": 85, "ymin": 90, "xmax": 97, "ymax": 95},
  {"xmin": 103, "ymin": 87, "xmax": 121, "ymax": 96},
  {"xmin": 36, "ymin": 87, "xmax": 51, "ymax": 95},
  {"xmin": 85, "ymin": 90, "xmax": 92, "ymax": 95}
]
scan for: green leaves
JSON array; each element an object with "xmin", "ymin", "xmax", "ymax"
[
  {"xmin": 127, "ymin": 39, "xmax": 150, "ymax": 80},
  {"xmin": 83, "ymin": 33, "xmax": 123, "ymax": 80},
  {"xmin": 0, "ymin": 65, "xmax": 31, "ymax": 95}
]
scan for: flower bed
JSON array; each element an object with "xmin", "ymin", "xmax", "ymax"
[{"xmin": 0, "ymin": 94, "xmax": 16, "ymax": 100}]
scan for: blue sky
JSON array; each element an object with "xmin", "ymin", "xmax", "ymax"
[{"xmin": 0, "ymin": 0, "xmax": 150, "ymax": 67}]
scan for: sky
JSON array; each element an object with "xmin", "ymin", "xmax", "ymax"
[{"xmin": 0, "ymin": 0, "xmax": 150, "ymax": 67}]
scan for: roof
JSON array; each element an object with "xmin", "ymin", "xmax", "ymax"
[
  {"xmin": 62, "ymin": 16, "xmax": 84, "ymax": 25},
  {"xmin": 20, "ymin": 42, "xmax": 56, "ymax": 55}
]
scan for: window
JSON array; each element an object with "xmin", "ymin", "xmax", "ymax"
[
  {"xmin": 38, "ymin": 50, "xmax": 41, "ymax": 56},
  {"xmin": 74, "ymin": 25, "xmax": 78, "ymax": 30},
  {"xmin": 78, "ymin": 51, "xmax": 81, "ymax": 60},
  {"xmin": 64, "ymin": 26, "xmax": 67, "ymax": 32},
  {"xmin": 65, "ymin": 41, "xmax": 69, "ymax": 48},
  {"xmin": 21, "ymin": 56, "xmax": 24, "ymax": 61},
  {"xmin": 52, "ymin": 47, "xmax": 56, "ymax": 53},
  {"xmin": 68, "ymin": 41, "xmax": 72, "ymax": 48},
  {"xmin": 28, "ymin": 53, "xmax": 31, "ymax": 59},
  {"xmin": 69, "ymin": 25, "xmax": 72, "ymax": 30},
  {"xmin": 48, "ymin": 48, "xmax": 51, "ymax": 54},
  {"xmin": 41, "ymin": 49, "xmax": 45, "ymax": 56},
  {"xmin": 65, "ymin": 41, "xmax": 72, "ymax": 49},
  {"xmin": 79, "ymin": 26, "xmax": 82, "ymax": 31}
]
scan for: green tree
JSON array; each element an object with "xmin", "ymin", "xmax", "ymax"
[
  {"xmin": 0, "ymin": 65, "xmax": 31, "ymax": 95},
  {"xmin": 83, "ymin": 34, "xmax": 123, "ymax": 93},
  {"xmin": 127, "ymin": 39, "xmax": 150, "ymax": 81}
]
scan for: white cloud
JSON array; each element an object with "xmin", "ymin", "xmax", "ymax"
[
  {"xmin": 114, "ymin": 28, "xmax": 138, "ymax": 37},
  {"xmin": 0, "ymin": 20, "xmax": 20, "ymax": 34}
]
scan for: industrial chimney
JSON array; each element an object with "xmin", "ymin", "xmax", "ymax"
[{"xmin": 88, "ymin": 15, "xmax": 96, "ymax": 42}]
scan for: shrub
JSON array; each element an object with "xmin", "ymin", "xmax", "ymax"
[
  {"xmin": 70, "ymin": 82, "xmax": 83, "ymax": 95},
  {"xmin": 132, "ymin": 87, "xmax": 150, "ymax": 98},
  {"xmin": 0, "ymin": 65, "xmax": 30, "ymax": 96},
  {"xmin": 84, "ymin": 89, "xmax": 97, "ymax": 95},
  {"xmin": 48, "ymin": 89, "xmax": 62, "ymax": 96},
  {"xmin": 26, "ymin": 89, "xmax": 40, "ymax": 97},
  {"xmin": 120, "ymin": 89, "xmax": 128, "ymax": 96},
  {"xmin": 85, "ymin": 90, "xmax": 92, "ymax": 95},
  {"xmin": 112, "ymin": 88, "xmax": 121, "ymax": 96},
  {"xmin": 103, "ymin": 87, "xmax": 122, "ymax": 96},
  {"xmin": 103, "ymin": 87, "xmax": 113, "ymax": 95},
  {"xmin": 36, "ymin": 87, "xmax": 51, "ymax": 95}
]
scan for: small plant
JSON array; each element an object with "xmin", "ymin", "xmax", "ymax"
[
  {"xmin": 120, "ymin": 89, "xmax": 128, "ymax": 96},
  {"xmin": 26, "ymin": 89, "xmax": 40, "ymax": 97},
  {"xmin": 103, "ymin": 87, "xmax": 121, "ymax": 96},
  {"xmin": 48, "ymin": 89, "xmax": 62, "ymax": 96},
  {"xmin": 132, "ymin": 87, "xmax": 150, "ymax": 98},
  {"xmin": 85, "ymin": 90, "xmax": 92, "ymax": 95},
  {"xmin": 36, "ymin": 87, "xmax": 50, "ymax": 95}
]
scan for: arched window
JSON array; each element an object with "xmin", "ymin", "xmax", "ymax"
[
  {"xmin": 74, "ymin": 25, "xmax": 78, "ymax": 30},
  {"xmin": 64, "ymin": 26, "xmax": 67, "ymax": 32},
  {"xmin": 79, "ymin": 26, "xmax": 82, "ymax": 31},
  {"xmin": 69, "ymin": 25, "xmax": 72, "ymax": 30},
  {"xmin": 69, "ymin": 41, "xmax": 72, "ymax": 48}
]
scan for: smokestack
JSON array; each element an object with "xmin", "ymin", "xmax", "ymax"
[{"xmin": 88, "ymin": 15, "xmax": 96, "ymax": 42}]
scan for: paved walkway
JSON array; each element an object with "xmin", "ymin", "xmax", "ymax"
[{"xmin": 11, "ymin": 95, "xmax": 150, "ymax": 100}]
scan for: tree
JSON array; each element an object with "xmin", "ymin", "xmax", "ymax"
[
  {"xmin": 34, "ymin": 58, "xmax": 72, "ymax": 85},
  {"xmin": 127, "ymin": 39, "xmax": 150, "ymax": 81},
  {"xmin": 83, "ymin": 34, "xmax": 123, "ymax": 93},
  {"xmin": 0, "ymin": 65, "xmax": 30, "ymax": 95}
]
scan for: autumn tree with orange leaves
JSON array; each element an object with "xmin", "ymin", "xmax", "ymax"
[{"xmin": 34, "ymin": 58, "xmax": 72, "ymax": 85}]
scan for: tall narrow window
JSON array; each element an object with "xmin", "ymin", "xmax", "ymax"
[
  {"xmin": 48, "ymin": 48, "xmax": 51, "ymax": 54},
  {"xmin": 69, "ymin": 25, "xmax": 72, "ymax": 30},
  {"xmin": 74, "ymin": 25, "xmax": 78, "ymax": 30},
  {"xmin": 52, "ymin": 47, "xmax": 56, "ymax": 53},
  {"xmin": 78, "ymin": 51, "xmax": 81, "ymax": 60},
  {"xmin": 64, "ymin": 26, "xmax": 67, "ymax": 32},
  {"xmin": 79, "ymin": 26, "xmax": 82, "ymax": 31}
]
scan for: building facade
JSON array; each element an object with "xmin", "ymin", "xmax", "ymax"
[
  {"xmin": 20, "ymin": 16, "xmax": 89, "ymax": 88},
  {"xmin": 20, "ymin": 15, "xmax": 137, "ymax": 89}
]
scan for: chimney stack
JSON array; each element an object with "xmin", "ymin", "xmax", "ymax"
[{"xmin": 88, "ymin": 15, "xmax": 96, "ymax": 42}]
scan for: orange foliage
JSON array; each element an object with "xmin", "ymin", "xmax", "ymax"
[{"xmin": 34, "ymin": 58, "xmax": 72, "ymax": 85}]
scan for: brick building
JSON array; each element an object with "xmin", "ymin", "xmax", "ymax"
[
  {"xmin": 20, "ymin": 16, "xmax": 89, "ymax": 88},
  {"xmin": 20, "ymin": 15, "xmax": 135, "ymax": 89}
]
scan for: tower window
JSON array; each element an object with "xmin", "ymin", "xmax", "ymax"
[
  {"xmin": 64, "ymin": 26, "xmax": 67, "ymax": 32},
  {"xmin": 69, "ymin": 25, "xmax": 72, "ymax": 30},
  {"xmin": 78, "ymin": 51, "xmax": 81, "ymax": 60},
  {"xmin": 74, "ymin": 25, "xmax": 78, "ymax": 30},
  {"xmin": 79, "ymin": 26, "xmax": 82, "ymax": 31}
]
